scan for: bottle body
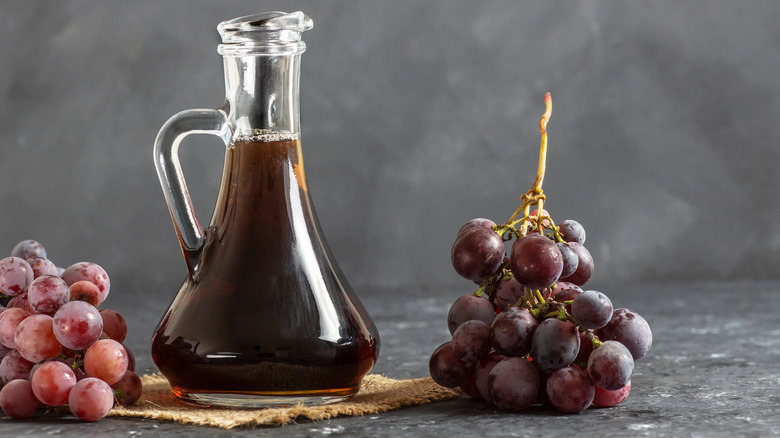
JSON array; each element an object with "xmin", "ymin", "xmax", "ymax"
[{"xmin": 152, "ymin": 136, "xmax": 379, "ymax": 406}]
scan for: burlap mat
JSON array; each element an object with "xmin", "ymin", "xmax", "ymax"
[{"xmin": 108, "ymin": 374, "xmax": 459, "ymax": 429}]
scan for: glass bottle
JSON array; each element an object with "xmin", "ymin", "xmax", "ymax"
[{"xmin": 151, "ymin": 11, "xmax": 379, "ymax": 408}]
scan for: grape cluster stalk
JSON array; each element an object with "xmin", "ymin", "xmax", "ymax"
[
  {"xmin": 431, "ymin": 94, "xmax": 653, "ymax": 414},
  {"xmin": 0, "ymin": 240, "xmax": 141, "ymax": 422}
]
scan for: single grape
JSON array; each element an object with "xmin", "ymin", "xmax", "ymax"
[
  {"xmin": 26, "ymin": 257, "xmax": 59, "ymax": 279},
  {"xmin": 556, "ymin": 242, "xmax": 579, "ymax": 279},
  {"xmin": 0, "ymin": 349, "xmax": 35, "ymax": 385},
  {"xmin": 531, "ymin": 318, "xmax": 580, "ymax": 370},
  {"xmin": 14, "ymin": 314, "xmax": 62, "ymax": 363},
  {"xmin": 28, "ymin": 275, "xmax": 71, "ymax": 316},
  {"xmin": 494, "ymin": 274, "xmax": 523, "ymax": 310},
  {"xmin": 474, "ymin": 351, "xmax": 505, "ymax": 402},
  {"xmin": 551, "ymin": 282, "xmax": 583, "ymax": 299},
  {"xmin": 546, "ymin": 365, "xmax": 595, "ymax": 414},
  {"xmin": 111, "ymin": 370, "xmax": 142, "ymax": 406},
  {"xmin": 487, "ymin": 357, "xmax": 539, "ymax": 411},
  {"xmin": 457, "ymin": 218, "xmax": 497, "ymax": 238},
  {"xmin": 595, "ymin": 308, "xmax": 652, "ymax": 360},
  {"xmin": 0, "ymin": 379, "xmax": 39, "ymax": 419},
  {"xmin": 428, "ymin": 341, "xmax": 475, "ymax": 388},
  {"xmin": 0, "ymin": 307, "xmax": 30, "ymax": 349},
  {"xmin": 53, "ymin": 301, "xmax": 103, "ymax": 351},
  {"xmin": 510, "ymin": 234, "xmax": 563, "ymax": 290},
  {"xmin": 447, "ymin": 294, "xmax": 496, "ymax": 335},
  {"xmin": 558, "ymin": 219, "xmax": 586, "ymax": 244},
  {"xmin": 459, "ymin": 374, "xmax": 481, "ymax": 399},
  {"xmin": 61, "ymin": 262, "xmax": 110, "ymax": 304},
  {"xmin": 69, "ymin": 281, "xmax": 102, "ymax": 307},
  {"xmin": 587, "ymin": 340, "xmax": 634, "ymax": 390},
  {"xmin": 559, "ymin": 243, "xmax": 593, "ymax": 286},
  {"xmin": 84, "ymin": 339, "xmax": 128, "ymax": 385},
  {"xmin": 571, "ymin": 290, "xmax": 613, "ymax": 330},
  {"xmin": 592, "ymin": 380, "xmax": 631, "ymax": 408},
  {"xmin": 528, "ymin": 208, "xmax": 551, "ymax": 230},
  {"xmin": 68, "ymin": 377, "xmax": 115, "ymax": 421},
  {"xmin": 11, "ymin": 240, "xmax": 47, "ymax": 260},
  {"xmin": 451, "ymin": 320, "xmax": 491, "ymax": 362},
  {"xmin": 30, "ymin": 360, "xmax": 77, "ymax": 406},
  {"xmin": 99, "ymin": 309, "xmax": 128, "ymax": 343},
  {"xmin": 451, "ymin": 228, "xmax": 504, "ymax": 283},
  {"xmin": 490, "ymin": 307, "xmax": 538, "ymax": 357},
  {"xmin": 0, "ymin": 257, "xmax": 34, "ymax": 296}
]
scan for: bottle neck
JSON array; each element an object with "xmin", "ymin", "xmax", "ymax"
[{"xmin": 223, "ymin": 53, "xmax": 302, "ymax": 141}]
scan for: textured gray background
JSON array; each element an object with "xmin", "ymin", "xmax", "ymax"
[{"xmin": 1, "ymin": 0, "xmax": 779, "ymax": 310}]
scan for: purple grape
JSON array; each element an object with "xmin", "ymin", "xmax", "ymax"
[
  {"xmin": 53, "ymin": 301, "xmax": 103, "ymax": 351},
  {"xmin": 28, "ymin": 275, "xmax": 70, "ymax": 316},
  {"xmin": 0, "ymin": 379, "xmax": 39, "ymax": 419},
  {"xmin": 451, "ymin": 228, "xmax": 504, "ymax": 282},
  {"xmin": 546, "ymin": 365, "xmax": 595, "ymax": 413},
  {"xmin": 550, "ymin": 282, "xmax": 583, "ymax": 299},
  {"xmin": 11, "ymin": 240, "xmax": 47, "ymax": 261},
  {"xmin": 494, "ymin": 274, "xmax": 523, "ymax": 310},
  {"xmin": 111, "ymin": 370, "xmax": 142, "ymax": 406},
  {"xmin": 571, "ymin": 290, "xmax": 613, "ymax": 329},
  {"xmin": 595, "ymin": 308, "xmax": 652, "ymax": 360},
  {"xmin": 559, "ymin": 243, "xmax": 593, "ymax": 286},
  {"xmin": 0, "ymin": 257, "xmax": 34, "ymax": 297},
  {"xmin": 447, "ymin": 294, "xmax": 496, "ymax": 335},
  {"xmin": 487, "ymin": 357, "xmax": 539, "ymax": 411},
  {"xmin": 490, "ymin": 307, "xmax": 538, "ymax": 357},
  {"xmin": 26, "ymin": 257, "xmax": 59, "ymax": 279},
  {"xmin": 558, "ymin": 220, "xmax": 586, "ymax": 244},
  {"xmin": 510, "ymin": 234, "xmax": 563, "ymax": 290},
  {"xmin": 0, "ymin": 350, "xmax": 34, "ymax": 385},
  {"xmin": 457, "ymin": 218, "xmax": 497, "ymax": 238},
  {"xmin": 429, "ymin": 342, "xmax": 475, "ymax": 388},
  {"xmin": 451, "ymin": 320, "xmax": 491, "ymax": 362},
  {"xmin": 587, "ymin": 340, "xmax": 634, "ymax": 390},
  {"xmin": 474, "ymin": 351, "xmax": 505, "ymax": 402},
  {"xmin": 556, "ymin": 242, "xmax": 579, "ymax": 278},
  {"xmin": 69, "ymin": 377, "xmax": 115, "ymax": 421},
  {"xmin": 553, "ymin": 287, "xmax": 582, "ymax": 314},
  {"xmin": 531, "ymin": 318, "xmax": 580, "ymax": 370}
]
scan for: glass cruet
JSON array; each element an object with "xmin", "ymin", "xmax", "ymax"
[{"xmin": 151, "ymin": 11, "xmax": 380, "ymax": 408}]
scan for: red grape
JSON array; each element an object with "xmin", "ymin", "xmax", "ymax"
[
  {"xmin": 69, "ymin": 281, "xmax": 102, "ymax": 307},
  {"xmin": 0, "ymin": 308, "xmax": 30, "ymax": 349},
  {"xmin": 111, "ymin": 370, "xmax": 142, "ymax": 406},
  {"xmin": 0, "ymin": 349, "xmax": 34, "ymax": 385},
  {"xmin": 26, "ymin": 257, "xmax": 59, "ymax": 279},
  {"xmin": 456, "ymin": 218, "xmax": 497, "ymax": 238},
  {"xmin": 451, "ymin": 320, "xmax": 491, "ymax": 362},
  {"xmin": 0, "ymin": 257, "xmax": 34, "ymax": 297},
  {"xmin": 451, "ymin": 228, "xmax": 504, "ymax": 283},
  {"xmin": 68, "ymin": 377, "xmax": 114, "ymax": 421},
  {"xmin": 428, "ymin": 341, "xmax": 474, "ymax": 388},
  {"xmin": 14, "ymin": 314, "xmax": 62, "ymax": 363},
  {"xmin": 84, "ymin": 339, "xmax": 128, "ymax": 384},
  {"xmin": 447, "ymin": 294, "xmax": 495, "ymax": 335},
  {"xmin": 592, "ymin": 380, "xmax": 631, "ymax": 408},
  {"xmin": 61, "ymin": 262, "xmax": 110, "ymax": 304},
  {"xmin": 11, "ymin": 240, "xmax": 47, "ymax": 260},
  {"xmin": 30, "ymin": 360, "xmax": 77, "ymax": 406},
  {"xmin": 0, "ymin": 379, "xmax": 39, "ymax": 419},
  {"xmin": 53, "ymin": 301, "xmax": 103, "ymax": 350},
  {"xmin": 490, "ymin": 307, "xmax": 538, "ymax": 357},
  {"xmin": 28, "ymin": 275, "xmax": 71, "ymax": 316},
  {"xmin": 99, "ymin": 309, "xmax": 128, "ymax": 343}
]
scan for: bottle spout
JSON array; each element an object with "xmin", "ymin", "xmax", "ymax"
[{"xmin": 218, "ymin": 11, "xmax": 313, "ymax": 55}]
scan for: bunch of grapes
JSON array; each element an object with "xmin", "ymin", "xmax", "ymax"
[
  {"xmin": 429, "ymin": 94, "xmax": 652, "ymax": 414},
  {"xmin": 0, "ymin": 240, "xmax": 141, "ymax": 422}
]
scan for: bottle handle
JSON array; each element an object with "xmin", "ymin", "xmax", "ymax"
[{"xmin": 153, "ymin": 109, "xmax": 231, "ymax": 273}]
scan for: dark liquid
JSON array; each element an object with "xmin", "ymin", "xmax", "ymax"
[{"xmin": 152, "ymin": 138, "xmax": 379, "ymax": 398}]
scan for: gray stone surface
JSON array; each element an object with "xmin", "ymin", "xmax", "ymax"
[{"xmin": 2, "ymin": 281, "xmax": 780, "ymax": 436}]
